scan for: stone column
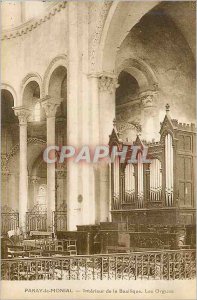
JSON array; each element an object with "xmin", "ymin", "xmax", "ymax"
[
  {"xmin": 41, "ymin": 96, "xmax": 62, "ymax": 231},
  {"xmin": 67, "ymin": 1, "xmax": 79, "ymax": 231},
  {"xmin": 88, "ymin": 74, "xmax": 101, "ymax": 224},
  {"xmin": 140, "ymin": 90, "xmax": 159, "ymax": 141},
  {"xmin": 13, "ymin": 106, "xmax": 30, "ymax": 233},
  {"xmin": 98, "ymin": 74, "xmax": 118, "ymax": 222}
]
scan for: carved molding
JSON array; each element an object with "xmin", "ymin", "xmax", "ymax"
[
  {"xmin": 89, "ymin": 1, "xmax": 112, "ymax": 71},
  {"xmin": 2, "ymin": 2, "xmax": 67, "ymax": 41},
  {"xmin": 21, "ymin": 73, "xmax": 42, "ymax": 93}
]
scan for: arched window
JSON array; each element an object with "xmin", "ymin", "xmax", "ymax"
[{"xmin": 34, "ymin": 102, "xmax": 41, "ymax": 121}]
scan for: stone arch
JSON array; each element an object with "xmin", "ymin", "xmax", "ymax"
[
  {"xmin": 48, "ymin": 65, "xmax": 67, "ymax": 99},
  {"xmin": 21, "ymin": 73, "xmax": 42, "ymax": 92},
  {"xmin": 6, "ymin": 137, "xmax": 46, "ymax": 170},
  {"xmin": 1, "ymin": 83, "xmax": 17, "ymax": 106},
  {"xmin": 28, "ymin": 152, "xmax": 47, "ymax": 209},
  {"xmin": 116, "ymin": 58, "xmax": 158, "ymax": 93},
  {"xmin": 97, "ymin": 1, "xmax": 160, "ymax": 73},
  {"xmin": 30, "ymin": 152, "xmax": 47, "ymax": 178},
  {"xmin": 21, "ymin": 74, "xmax": 41, "ymax": 109},
  {"xmin": 42, "ymin": 54, "xmax": 67, "ymax": 97}
]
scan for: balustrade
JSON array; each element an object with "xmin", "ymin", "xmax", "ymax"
[{"xmin": 1, "ymin": 249, "xmax": 195, "ymax": 280}]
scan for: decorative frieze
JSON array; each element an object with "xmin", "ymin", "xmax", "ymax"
[{"xmin": 2, "ymin": 2, "xmax": 67, "ymax": 41}]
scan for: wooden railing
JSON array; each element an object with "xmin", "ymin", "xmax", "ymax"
[{"xmin": 1, "ymin": 249, "xmax": 195, "ymax": 280}]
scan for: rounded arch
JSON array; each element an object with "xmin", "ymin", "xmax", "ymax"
[
  {"xmin": 1, "ymin": 88, "xmax": 18, "ymax": 125},
  {"xmin": 1, "ymin": 83, "xmax": 17, "ymax": 106},
  {"xmin": 116, "ymin": 58, "xmax": 158, "ymax": 93},
  {"xmin": 48, "ymin": 65, "xmax": 67, "ymax": 99},
  {"xmin": 97, "ymin": 1, "xmax": 160, "ymax": 73},
  {"xmin": 22, "ymin": 80, "xmax": 40, "ymax": 108},
  {"xmin": 31, "ymin": 153, "xmax": 47, "ymax": 179},
  {"xmin": 6, "ymin": 137, "xmax": 46, "ymax": 170},
  {"xmin": 42, "ymin": 54, "xmax": 67, "ymax": 97},
  {"xmin": 21, "ymin": 73, "xmax": 42, "ymax": 93}
]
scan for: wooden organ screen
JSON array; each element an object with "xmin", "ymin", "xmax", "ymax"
[
  {"xmin": 176, "ymin": 133, "xmax": 194, "ymax": 207},
  {"xmin": 109, "ymin": 111, "xmax": 195, "ymax": 212}
]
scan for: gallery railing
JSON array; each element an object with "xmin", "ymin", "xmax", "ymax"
[
  {"xmin": 26, "ymin": 204, "xmax": 47, "ymax": 232},
  {"xmin": 1, "ymin": 206, "xmax": 19, "ymax": 235},
  {"xmin": 1, "ymin": 249, "xmax": 195, "ymax": 280}
]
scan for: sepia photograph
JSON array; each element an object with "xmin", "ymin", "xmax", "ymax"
[{"xmin": 0, "ymin": 0, "xmax": 196, "ymax": 299}]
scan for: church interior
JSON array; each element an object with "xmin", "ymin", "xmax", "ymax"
[{"xmin": 1, "ymin": 1, "xmax": 196, "ymax": 280}]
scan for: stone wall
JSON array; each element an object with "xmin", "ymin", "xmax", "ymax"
[{"xmin": 115, "ymin": 7, "xmax": 195, "ymax": 142}]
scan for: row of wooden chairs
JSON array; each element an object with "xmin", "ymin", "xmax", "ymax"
[{"xmin": 7, "ymin": 239, "xmax": 77, "ymax": 258}]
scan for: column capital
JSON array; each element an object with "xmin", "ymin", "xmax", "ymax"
[
  {"xmin": 30, "ymin": 175, "xmax": 40, "ymax": 184},
  {"xmin": 88, "ymin": 72, "xmax": 119, "ymax": 93},
  {"xmin": 13, "ymin": 106, "xmax": 31, "ymax": 125},
  {"xmin": 41, "ymin": 96, "xmax": 63, "ymax": 118},
  {"xmin": 98, "ymin": 73, "xmax": 119, "ymax": 94},
  {"xmin": 140, "ymin": 90, "xmax": 158, "ymax": 109}
]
